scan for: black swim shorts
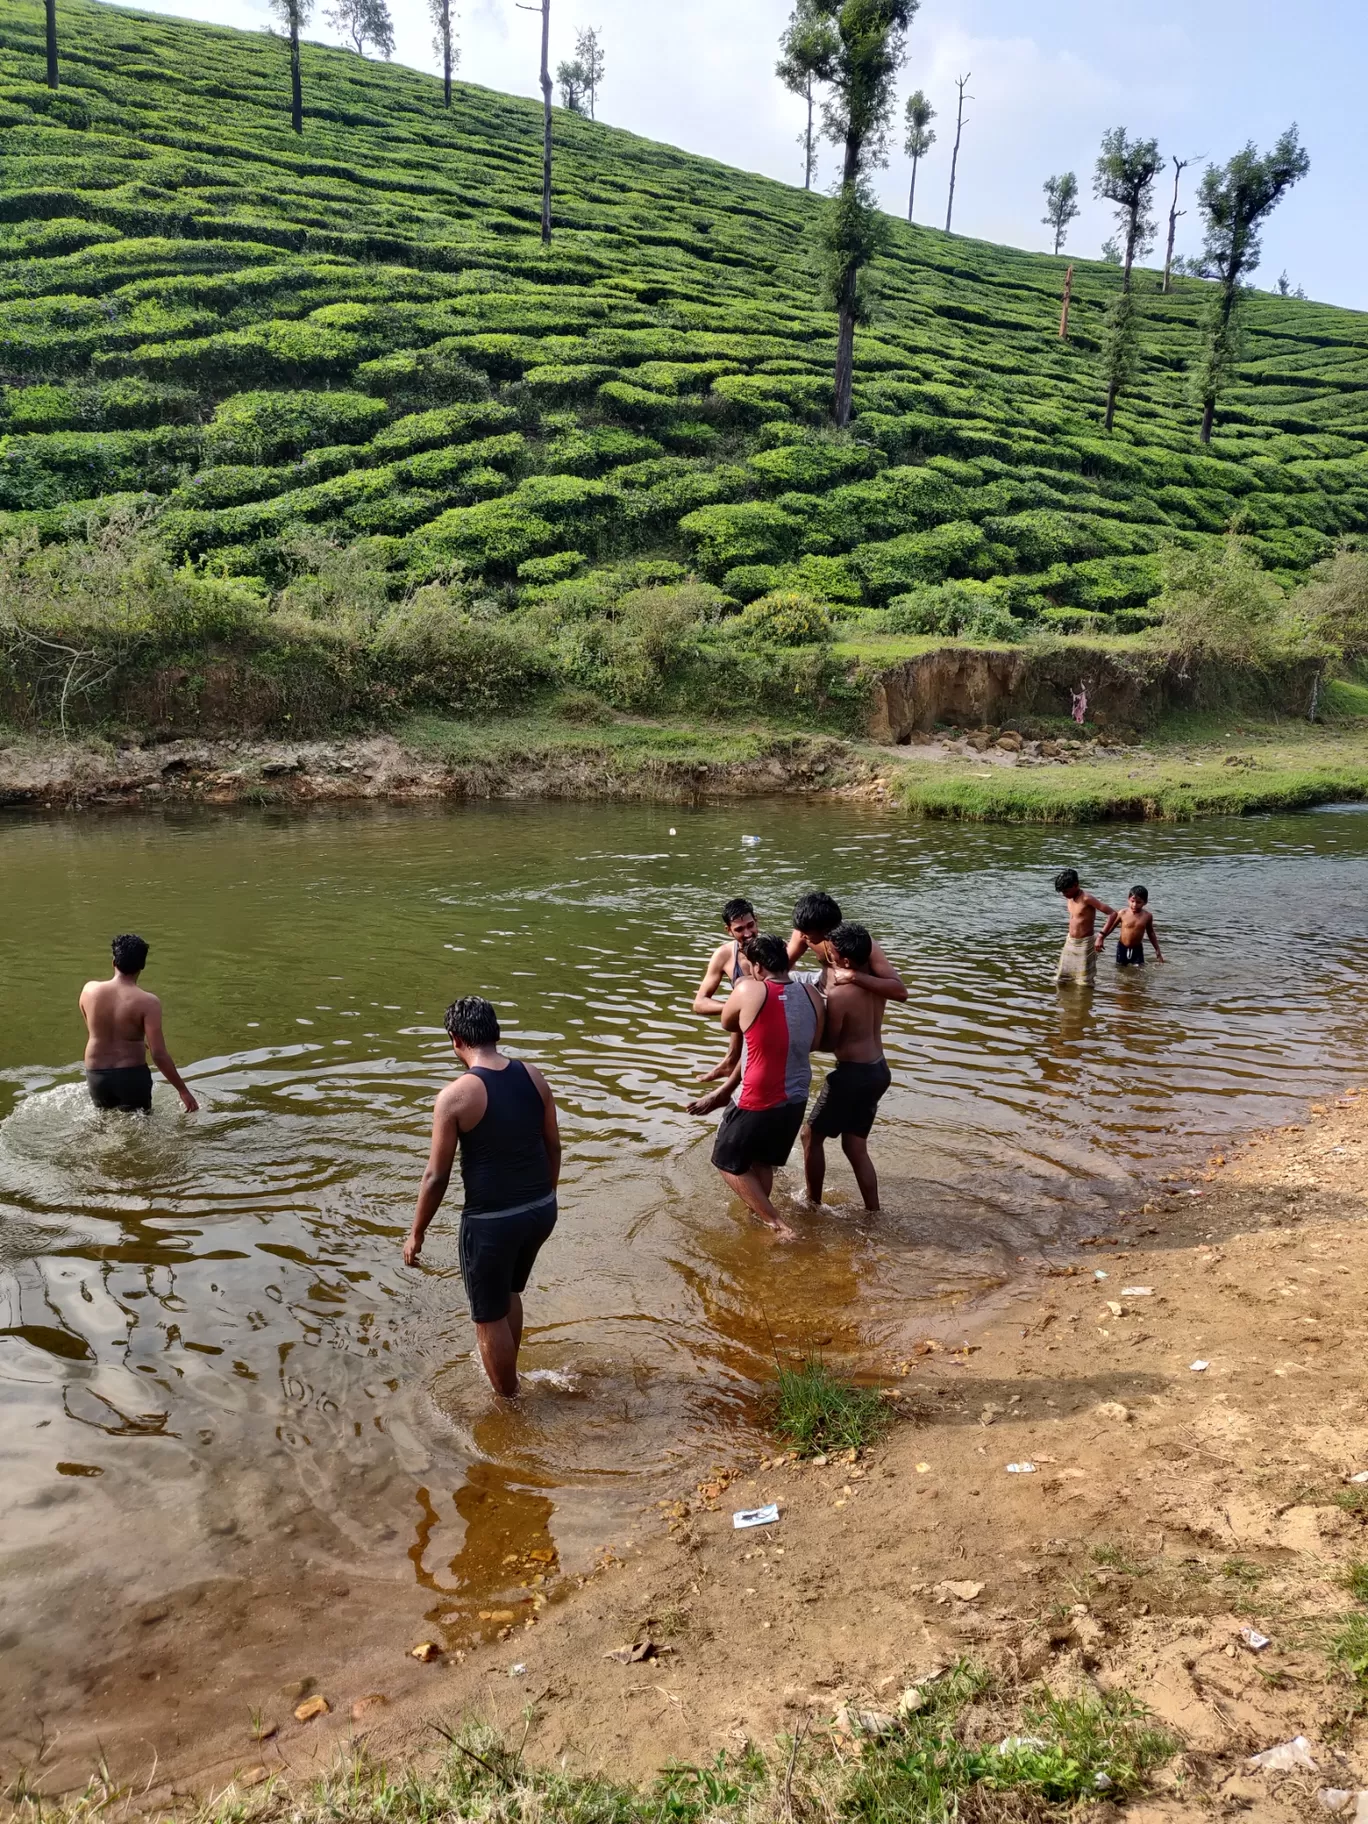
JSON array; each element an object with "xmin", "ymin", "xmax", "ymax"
[
  {"xmin": 459, "ymin": 1194, "xmax": 558, "ymax": 1325},
  {"xmin": 807, "ymin": 1058, "xmax": 892, "ymax": 1140},
  {"xmin": 711, "ymin": 1099, "xmax": 806, "ymax": 1175},
  {"xmin": 1115, "ymin": 940, "xmax": 1145, "ymax": 967},
  {"xmin": 85, "ymin": 1065, "xmax": 153, "ymax": 1112}
]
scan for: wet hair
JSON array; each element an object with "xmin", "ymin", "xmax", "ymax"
[
  {"xmin": 828, "ymin": 921, "xmax": 873, "ymax": 969},
  {"xmin": 793, "ymin": 891, "xmax": 842, "ymax": 938},
  {"xmin": 722, "ymin": 897, "xmax": 755, "ymax": 929},
  {"xmin": 444, "ymin": 995, "xmax": 500, "ymax": 1048},
  {"xmin": 1129, "ymin": 884, "xmax": 1149, "ymax": 905},
  {"xmin": 111, "ymin": 933, "xmax": 149, "ymax": 975},
  {"xmin": 743, "ymin": 934, "xmax": 791, "ymax": 978},
  {"xmin": 1053, "ymin": 869, "xmax": 1080, "ymax": 894}
]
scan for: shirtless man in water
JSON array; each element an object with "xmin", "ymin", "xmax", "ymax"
[
  {"xmin": 1053, "ymin": 869, "xmax": 1115, "ymax": 984},
  {"xmin": 692, "ymin": 896, "xmax": 757, "ymax": 1083},
  {"xmin": 801, "ymin": 923, "xmax": 892, "ymax": 1213},
  {"xmin": 79, "ymin": 934, "xmax": 199, "ymax": 1113}
]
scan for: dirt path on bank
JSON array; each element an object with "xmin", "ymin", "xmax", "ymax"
[{"xmin": 11, "ymin": 1096, "xmax": 1368, "ymax": 1817}]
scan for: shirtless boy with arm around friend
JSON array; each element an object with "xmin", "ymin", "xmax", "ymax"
[
  {"xmin": 802, "ymin": 922, "xmax": 891, "ymax": 1213},
  {"xmin": 1053, "ymin": 870, "xmax": 1114, "ymax": 984},
  {"xmin": 1097, "ymin": 885, "xmax": 1165, "ymax": 966}
]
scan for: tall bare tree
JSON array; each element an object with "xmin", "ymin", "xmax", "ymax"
[
  {"xmin": 1193, "ymin": 127, "xmax": 1309, "ymax": 443},
  {"xmin": 777, "ymin": 0, "xmax": 837, "ymax": 192},
  {"xmin": 903, "ymin": 89, "xmax": 935, "ymax": 222},
  {"xmin": 944, "ymin": 72, "xmax": 971, "ymax": 233},
  {"xmin": 1041, "ymin": 171, "xmax": 1080, "ymax": 256},
  {"xmin": 44, "ymin": 0, "xmax": 58, "ymax": 88},
  {"xmin": 1162, "ymin": 155, "xmax": 1196, "ymax": 293},
  {"xmin": 429, "ymin": 0, "xmax": 459, "ymax": 107},
  {"xmin": 516, "ymin": 0, "xmax": 553, "ymax": 244},
  {"xmin": 268, "ymin": 0, "xmax": 313, "ymax": 134},
  {"xmin": 575, "ymin": 26, "xmax": 604, "ymax": 119}
]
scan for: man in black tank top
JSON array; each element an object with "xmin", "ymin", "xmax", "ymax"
[{"xmin": 403, "ymin": 996, "xmax": 561, "ymax": 1397}]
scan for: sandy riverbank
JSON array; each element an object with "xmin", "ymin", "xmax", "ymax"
[{"xmin": 10, "ymin": 1092, "xmax": 1368, "ymax": 1818}]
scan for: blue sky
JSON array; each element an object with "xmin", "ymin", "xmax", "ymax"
[{"xmin": 119, "ymin": 0, "xmax": 1366, "ymax": 311}]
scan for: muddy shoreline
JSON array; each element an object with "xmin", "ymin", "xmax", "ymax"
[{"xmin": 9, "ymin": 1091, "xmax": 1368, "ymax": 1817}]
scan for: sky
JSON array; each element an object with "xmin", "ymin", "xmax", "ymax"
[{"xmin": 117, "ymin": 0, "xmax": 1367, "ymax": 311}]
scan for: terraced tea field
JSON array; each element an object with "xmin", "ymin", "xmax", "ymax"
[{"xmin": 0, "ymin": 0, "xmax": 1366, "ymax": 712}]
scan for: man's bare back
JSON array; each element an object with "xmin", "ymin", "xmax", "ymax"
[
  {"xmin": 823, "ymin": 971, "xmax": 885, "ymax": 1062},
  {"xmin": 79, "ymin": 935, "xmax": 198, "ymax": 1112}
]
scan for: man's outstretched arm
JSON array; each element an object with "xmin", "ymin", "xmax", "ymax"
[
  {"xmin": 692, "ymin": 947, "xmax": 731, "ymax": 1017},
  {"xmin": 404, "ymin": 1090, "xmax": 462, "ymax": 1264},
  {"xmin": 144, "ymin": 998, "xmax": 199, "ymax": 1112}
]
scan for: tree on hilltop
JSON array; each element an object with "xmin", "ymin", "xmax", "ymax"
[
  {"xmin": 1094, "ymin": 127, "xmax": 1163, "ymax": 431},
  {"xmin": 267, "ymin": 0, "xmax": 313, "ymax": 133},
  {"xmin": 1162, "ymin": 154, "xmax": 1196, "ymax": 293},
  {"xmin": 557, "ymin": 57, "xmax": 587, "ymax": 111},
  {"xmin": 801, "ymin": 0, "xmax": 918, "ymax": 428},
  {"xmin": 903, "ymin": 89, "xmax": 935, "ymax": 222},
  {"xmin": 777, "ymin": 0, "xmax": 838, "ymax": 192},
  {"xmin": 1041, "ymin": 171, "xmax": 1079, "ymax": 256},
  {"xmin": 943, "ymin": 71, "xmax": 970, "ymax": 231},
  {"xmin": 326, "ymin": 0, "xmax": 395, "ymax": 57},
  {"xmin": 428, "ymin": 0, "xmax": 459, "ymax": 107},
  {"xmin": 516, "ymin": 0, "xmax": 554, "ymax": 244},
  {"xmin": 576, "ymin": 27, "xmax": 605, "ymax": 119},
  {"xmin": 1192, "ymin": 127, "xmax": 1309, "ymax": 443}
]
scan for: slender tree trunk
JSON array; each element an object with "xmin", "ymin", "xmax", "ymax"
[
  {"xmin": 945, "ymin": 73, "xmax": 970, "ymax": 234},
  {"xmin": 290, "ymin": 14, "xmax": 303, "ymax": 134},
  {"xmin": 1059, "ymin": 264, "xmax": 1073, "ymax": 339},
  {"xmin": 1163, "ymin": 170, "xmax": 1180, "ymax": 293},
  {"xmin": 1200, "ymin": 397, "xmax": 1214, "ymax": 444},
  {"xmin": 804, "ymin": 84, "xmax": 815, "ymax": 190},
  {"xmin": 45, "ymin": 0, "xmax": 58, "ymax": 88},
  {"xmin": 1104, "ymin": 379, "xmax": 1119, "ymax": 432},
  {"xmin": 907, "ymin": 152, "xmax": 919, "ymax": 223},
  {"xmin": 1201, "ymin": 275, "xmax": 1238, "ymax": 445},
  {"xmin": 538, "ymin": 0, "xmax": 552, "ymax": 244},
  {"xmin": 443, "ymin": 37, "xmax": 451, "ymax": 108},
  {"xmin": 833, "ymin": 135, "xmax": 861, "ymax": 429}
]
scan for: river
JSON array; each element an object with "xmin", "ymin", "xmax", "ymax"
[{"xmin": 3, "ymin": 797, "xmax": 1368, "ymax": 1683}]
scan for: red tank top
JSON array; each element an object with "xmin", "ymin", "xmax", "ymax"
[{"xmin": 738, "ymin": 978, "xmax": 818, "ymax": 1111}]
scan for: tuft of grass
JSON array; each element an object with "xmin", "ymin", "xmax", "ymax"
[
  {"xmin": 768, "ymin": 1355, "xmax": 892, "ymax": 1457},
  {"xmin": 1221, "ymin": 1557, "xmax": 1269, "ymax": 1587},
  {"xmin": 1343, "ymin": 1561, "xmax": 1368, "ymax": 1604},
  {"xmin": 1334, "ymin": 1486, "xmax": 1368, "ymax": 1515},
  {"xmin": 1330, "ymin": 1613, "xmax": 1368, "ymax": 1684},
  {"xmin": 1092, "ymin": 1542, "xmax": 1150, "ymax": 1575}
]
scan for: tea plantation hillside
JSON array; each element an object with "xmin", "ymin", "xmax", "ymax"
[{"xmin": 1, "ymin": 0, "xmax": 1367, "ymax": 734}]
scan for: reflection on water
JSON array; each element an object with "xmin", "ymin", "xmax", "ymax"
[{"xmin": 3, "ymin": 799, "xmax": 1368, "ymax": 1651}]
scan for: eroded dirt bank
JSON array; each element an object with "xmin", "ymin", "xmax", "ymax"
[{"xmin": 11, "ymin": 1094, "xmax": 1368, "ymax": 1815}]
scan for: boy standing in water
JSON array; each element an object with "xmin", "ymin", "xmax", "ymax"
[
  {"xmin": 786, "ymin": 892, "xmax": 909, "ymax": 1004},
  {"xmin": 687, "ymin": 934, "xmax": 824, "ymax": 1241},
  {"xmin": 79, "ymin": 934, "xmax": 199, "ymax": 1113},
  {"xmin": 802, "ymin": 923, "xmax": 892, "ymax": 1213},
  {"xmin": 692, "ymin": 897, "xmax": 758, "ymax": 1082},
  {"xmin": 403, "ymin": 996, "xmax": 561, "ymax": 1399},
  {"xmin": 1097, "ymin": 886, "xmax": 1165, "ymax": 966},
  {"xmin": 1053, "ymin": 869, "xmax": 1114, "ymax": 983}
]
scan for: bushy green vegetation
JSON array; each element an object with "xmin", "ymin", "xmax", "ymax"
[{"xmin": 0, "ymin": 0, "xmax": 1365, "ymax": 734}]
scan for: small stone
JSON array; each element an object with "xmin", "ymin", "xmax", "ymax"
[
  {"xmin": 294, "ymin": 1695, "xmax": 329, "ymax": 1723},
  {"xmin": 351, "ymin": 1694, "xmax": 389, "ymax": 1721},
  {"xmin": 410, "ymin": 1641, "xmax": 441, "ymax": 1662}
]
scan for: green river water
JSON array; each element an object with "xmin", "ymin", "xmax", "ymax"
[{"xmin": 3, "ymin": 796, "xmax": 1368, "ymax": 1691}]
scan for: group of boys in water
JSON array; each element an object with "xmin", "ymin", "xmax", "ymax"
[{"xmin": 76, "ymin": 869, "xmax": 1165, "ymax": 1396}]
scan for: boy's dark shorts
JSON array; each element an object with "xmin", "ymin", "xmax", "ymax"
[
  {"xmin": 807, "ymin": 1058, "xmax": 892, "ymax": 1140},
  {"xmin": 1116, "ymin": 940, "xmax": 1145, "ymax": 966},
  {"xmin": 711, "ymin": 1099, "xmax": 806, "ymax": 1175},
  {"xmin": 459, "ymin": 1195, "xmax": 557, "ymax": 1325}
]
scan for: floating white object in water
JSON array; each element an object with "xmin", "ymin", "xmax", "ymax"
[
  {"xmin": 734, "ymin": 1503, "xmax": 781, "ymax": 1529},
  {"xmin": 1006, "ymin": 1462, "xmax": 1037, "ymax": 1474},
  {"xmin": 741, "ymin": 834, "xmax": 761, "ymax": 845},
  {"xmin": 1191, "ymin": 1360, "xmax": 1210, "ymax": 1372},
  {"xmin": 668, "ymin": 827, "xmax": 677, "ymax": 836}
]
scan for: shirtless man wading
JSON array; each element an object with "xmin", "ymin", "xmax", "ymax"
[
  {"xmin": 79, "ymin": 933, "xmax": 199, "ymax": 1113},
  {"xmin": 1053, "ymin": 869, "xmax": 1114, "ymax": 985},
  {"xmin": 403, "ymin": 996, "xmax": 561, "ymax": 1398},
  {"xmin": 801, "ymin": 922, "xmax": 892, "ymax": 1213}
]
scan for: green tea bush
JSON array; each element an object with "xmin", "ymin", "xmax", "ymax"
[
  {"xmin": 883, "ymin": 581, "xmax": 1024, "ymax": 643},
  {"xmin": 205, "ymin": 391, "xmax": 388, "ymax": 464},
  {"xmin": 1155, "ymin": 537, "xmax": 1297, "ymax": 665},
  {"xmin": 850, "ymin": 521, "xmax": 990, "ymax": 599},
  {"xmin": 737, "ymin": 591, "xmax": 833, "ymax": 646},
  {"xmin": 721, "ymin": 564, "xmax": 782, "ymax": 604},
  {"xmin": 370, "ymin": 587, "xmax": 550, "ymax": 710},
  {"xmin": 679, "ymin": 501, "xmax": 801, "ymax": 575}
]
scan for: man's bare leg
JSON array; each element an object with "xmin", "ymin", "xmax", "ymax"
[
  {"xmin": 841, "ymin": 1134, "xmax": 880, "ymax": 1212},
  {"xmin": 475, "ymin": 1307, "xmax": 521, "ymax": 1397},
  {"xmin": 700, "ymin": 1030, "xmax": 743, "ymax": 1084},
  {"xmin": 801, "ymin": 1123, "xmax": 826, "ymax": 1205},
  {"xmin": 718, "ymin": 1166, "xmax": 796, "ymax": 1240}
]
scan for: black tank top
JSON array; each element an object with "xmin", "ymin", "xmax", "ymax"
[{"xmin": 459, "ymin": 1059, "xmax": 554, "ymax": 1218}]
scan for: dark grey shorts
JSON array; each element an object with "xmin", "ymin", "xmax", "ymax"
[
  {"xmin": 711, "ymin": 1099, "xmax": 806, "ymax": 1175},
  {"xmin": 86, "ymin": 1065, "xmax": 153, "ymax": 1112},
  {"xmin": 459, "ymin": 1195, "xmax": 557, "ymax": 1325},
  {"xmin": 807, "ymin": 1059, "xmax": 892, "ymax": 1140}
]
